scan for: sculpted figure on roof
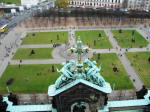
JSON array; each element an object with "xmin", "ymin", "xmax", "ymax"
[
  {"xmin": 84, "ymin": 59, "xmax": 105, "ymax": 87},
  {"xmin": 54, "ymin": 38, "xmax": 106, "ymax": 89},
  {"xmin": 55, "ymin": 60, "xmax": 76, "ymax": 89}
]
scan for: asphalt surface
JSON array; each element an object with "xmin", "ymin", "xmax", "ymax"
[{"xmin": 0, "ymin": 12, "xmax": 30, "ymax": 40}]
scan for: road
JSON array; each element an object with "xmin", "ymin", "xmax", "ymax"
[{"xmin": 0, "ymin": 11, "xmax": 31, "ymax": 39}]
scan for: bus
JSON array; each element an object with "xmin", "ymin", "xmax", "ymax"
[{"xmin": 0, "ymin": 24, "xmax": 9, "ymax": 33}]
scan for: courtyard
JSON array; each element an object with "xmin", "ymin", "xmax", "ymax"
[
  {"xmin": 126, "ymin": 52, "xmax": 150, "ymax": 88},
  {"xmin": 0, "ymin": 26, "xmax": 149, "ymax": 97},
  {"xmin": 0, "ymin": 1, "xmax": 150, "ymax": 111},
  {"xmin": 0, "ymin": 64, "xmax": 61, "ymax": 93},
  {"xmin": 22, "ymin": 31, "xmax": 68, "ymax": 45},
  {"xmin": 0, "ymin": 0, "xmax": 20, "ymax": 4},
  {"xmin": 75, "ymin": 30, "xmax": 112, "ymax": 49},
  {"xmin": 111, "ymin": 30, "xmax": 148, "ymax": 48},
  {"xmin": 12, "ymin": 48, "xmax": 53, "ymax": 59},
  {"xmin": 91, "ymin": 53, "xmax": 134, "ymax": 90}
]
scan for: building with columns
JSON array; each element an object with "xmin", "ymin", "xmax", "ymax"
[
  {"xmin": 69, "ymin": 0, "xmax": 126, "ymax": 9},
  {"xmin": 127, "ymin": 0, "xmax": 150, "ymax": 11},
  {"xmin": 21, "ymin": 0, "xmax": 46, "ymax": 6}
]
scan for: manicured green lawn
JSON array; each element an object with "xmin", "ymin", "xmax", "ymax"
[
  {"xmin": 12, "ymin": 48, "xmax": 53, "ymax": 59},
  {"xmin": 126, "ymin": 52, "xmax": 150, "ymax": 88},
  {"xmin": 111, "ymin": 30, "xmax": 148, "ymax": 48},
  {"xmin": 0, "ymin": 64, "xmax": 61, "ymax": 93},
  {"xmin": 91, "ymin": 53, "xmax": 134, "ymax": 90},
  {"xmin": 22, "ymin": 31, "xmax": 68, "ymax": 45},
  {"xmin": 75, "ymin": 30, "xmax": 112, "ymax": 49},
  {"xmin": 0, "ymin": 0, "xmax": 20, "ymax": 4}
]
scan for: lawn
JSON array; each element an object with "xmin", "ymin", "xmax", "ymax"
[
  {"xmin": 12, "ymin": 48, "xmax": 53, "ymax": 59},
  {"xmin": 75, "ymin": 30, "xmax": 112, "ymax": 49},
  {"xmin": 126, "ymin": 52, "xmax": 150, "ymax": 88},
  {"xmin": 22, "ymin": 31, "xmax": 68, "ymax": 45},
  {"xmin": 111, "ymin": 30, "xmax": 148, "ymax": 48},
  {"xmin": 0, "ymin": 0, "xmax": 20, "ymax": 4},
  {"xmin": 91, "ymin": 53, "xmax": 134, "ymax": 90},
  {"xmin": 0, "ymin": 64, "xmax": 61, "ymax": 93}
]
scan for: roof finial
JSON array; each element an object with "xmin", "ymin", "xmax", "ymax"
[{"xmin": 70, "ymin": 37, "xmax": 89, "ymax": 63}]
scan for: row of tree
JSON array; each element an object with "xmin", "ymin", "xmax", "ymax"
[
  {"xmin": 55, "ymin": 0, "xmax": 69, "ymax": 8},
  {"xmin": 34, "ymin": 8, "xmax": 150, "ymax": 19}
]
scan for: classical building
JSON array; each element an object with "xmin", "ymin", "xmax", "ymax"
[
  {"xmin": 127, "ymin": 0, "xmax": 150, "ymax": 11},
  {"xmin": 21, "ymin": 0, "xmax": 46, "ymax": 6},
  {"xmin": 69, "ymin": 0, "xmax": 126, "ymax": 9}
]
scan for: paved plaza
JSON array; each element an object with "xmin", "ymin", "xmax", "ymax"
[{"xmin": 0, "ymin": 25, "xmax": 150, "ymax": 104}]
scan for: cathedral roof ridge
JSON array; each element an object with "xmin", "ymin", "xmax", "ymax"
[{"xmin": 48, "ymin": 79, "xmax": 112, "ymax": 96}]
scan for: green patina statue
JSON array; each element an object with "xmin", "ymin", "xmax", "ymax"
[{"xmin": 55, "ymin": 38, "xmax": 106, "ymax": 89}]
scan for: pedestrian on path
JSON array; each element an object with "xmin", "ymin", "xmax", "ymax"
[
  {"xmin": 147, "ymin": 48, "xmax": 149, "ymax": 51},
  {"xmin": 8, "ymin": 61, "xmax": 10, "ymax": 65},
  {"xmin": 116, "ymin": 47, "xmax": 118, "ymax": 50},
  {"xmin": 18, "ymin": 64, "xmax": 21, "ymax": 68}
]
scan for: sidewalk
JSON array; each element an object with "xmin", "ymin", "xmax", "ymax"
[
  {"xmin": 10, "ymin": 59, "xmax": 66, "ymax": 65},
  {"xmin": 20, "ymin": 44, "xmax": 54, "ymax": 48},
  {"xmin": 0, "ymin": 28, "xmax": 24, "ymax": 77}
]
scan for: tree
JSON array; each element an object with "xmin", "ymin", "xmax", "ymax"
[
  {"xmin": 94, "ymin": 40, "xmax": 96, "ymax": 46},
  {"xmin": 55, "ymin": 0, "xmax": 69, "ymax": 8},
  {"xmin": 131, "ymin": 38, "xmax": 135, "ymax": 43},
  {"xmin": 148, "ymin": 57, "xmax": 150, "ymax": 63},
  {"xmin": 119, "ymin": 29, "xmax": 122, "ymax": 33},
  {"xmin": 57, "ymin": 34, "xmax": 59, "ymax": 40},
  {"xmin": 98, "ymin": 33, "xmax": 101, "ymax": 38},
  {"xmin": 132, "ymin": 30, "xmax": 135, "ymax": 36},
  {"xmin": 32, "ymin": 33, "xmax": 35, "ymax": 36},
  {"xmin": 30, "ymin": 49, "xmax": 35, "ymax": 56},
  {"xmin": 113, "ymin": 65, "xmax": 118, "ymax": 72},
  {"xmin": 97, "ymin": 53, "xmax": 100, "ymax": 60},
  {"xmin": 52, "ymin": 65, "xmax": 55, "ymax": 72}
]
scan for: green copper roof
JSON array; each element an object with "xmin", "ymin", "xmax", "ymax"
[
  {"xmin": 2, "ymin": 97, "xmax": 52, "ymax": 112},
  {"xmin": 98, "ymin": 90, "xmax": 150, "ymax": 112},
  {"xmin": 7, "ymin": 104, "xmax": 52, "ymax": 112},
  {"xmin": 4, "ymin": 90, "xmax": 149, "ymax": 112},
  {"xmin": 48, "ymin": 79, "xmax": 112, "ymax": 96}
]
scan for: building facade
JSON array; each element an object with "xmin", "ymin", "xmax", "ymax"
[
  {"xmin": 21, "ymin": 0, "xmax": 46, "ymax": 6},
  {"xmin": 127, "ymin": 0, "xmax": 150, "ymax": 11},
  {"xmin": 69, "ymin": 0, "xmax": 125, "ymax": 9}
]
